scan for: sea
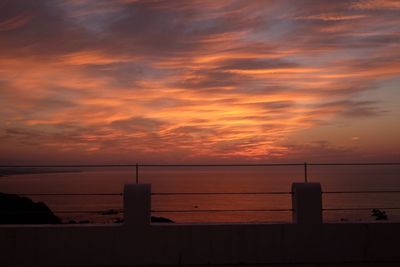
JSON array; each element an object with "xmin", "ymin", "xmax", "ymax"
[{"xmin": 1, "ymin": 165, "xmax": 400, "ymax": 224}]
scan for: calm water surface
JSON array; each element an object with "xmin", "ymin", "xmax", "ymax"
[{"xmin": 1, "ymin": 165, "xmax": 399, "ymax": 223}]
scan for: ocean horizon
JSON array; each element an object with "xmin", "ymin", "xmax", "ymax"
[{"xmin": 1, "ymin": 165, "xmax": 399, "ymax": 224}]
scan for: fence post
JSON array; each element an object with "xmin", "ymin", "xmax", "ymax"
[
  {"xmin": 292, "ymin": 182, "xmax": 322, "ymax": 224},
  {"xmin": 135, "ymin": 163, "xmax": 139, "ymax": 184},
  {"xmin": 123, "ymin": 184, "xmax": 151, "ymax": 227},
  {"xmin": 304, "ymin": 162, "xmax": 308, "ymax": 183}
]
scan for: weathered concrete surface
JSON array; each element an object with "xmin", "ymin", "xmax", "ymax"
[
  {"xmin": 1, "ymin": 222, "xmax": 400, "ymax": 266},
  {"xmin": 292, "ymin": 183, "xmax": 322, "ymax": 224},
  {"xmin": 124, "ymin": 184, "xmax": 151, "ymax": 227}
]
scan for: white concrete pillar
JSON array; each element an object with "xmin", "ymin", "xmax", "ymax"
[
  {"xmin": 124, "ymin": 184, "xmax": 151, "ymax": 227},
  {"xmin": 292, "ymin": 183, "xmax": 322, "ymax": 224}
]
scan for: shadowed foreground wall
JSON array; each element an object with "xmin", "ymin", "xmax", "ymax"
[{"xmin": 1, "ymin": 223, "xmax": 400, "ymax": 266}]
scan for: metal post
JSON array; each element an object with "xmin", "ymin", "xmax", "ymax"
[
  {"xmin": 136, "ymin": 163, "xmax": 139, "ymax": 184},
  {"xmin": 304, "ymin": 162, "xmax": 308, "ymax": 183}
]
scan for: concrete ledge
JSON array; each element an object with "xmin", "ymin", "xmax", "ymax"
[{"xmin": 1, "ymin": 223, "xmax": 400, "ymax": 266}]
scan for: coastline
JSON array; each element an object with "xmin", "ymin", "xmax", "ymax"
[{"xmin": 0, "ymin": 168, "xmax": 83, "ymax": 177}]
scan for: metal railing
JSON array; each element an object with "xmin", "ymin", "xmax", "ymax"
[
  {"xmin": 1, "ymin": 162, "xmax": 400, "ymax": 220},
  {"xmin": 2, "ymin": 161, "xmax": 400, "ymax": 183}
]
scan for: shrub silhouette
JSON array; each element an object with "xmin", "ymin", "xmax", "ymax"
[{"xmin": 371, "ymin": 208, "xmax": 388, "ymax": 220}]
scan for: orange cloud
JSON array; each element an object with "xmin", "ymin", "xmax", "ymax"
[
  {"xmin": 0, "ymin": 14, "xmax": 32, "ymax": 31},
  {"xmin": 0, "ymin": 0, "xmax": 399, "ymax": 163}
]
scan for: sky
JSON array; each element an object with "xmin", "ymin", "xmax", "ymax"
[{"xmin": 0, "ymin": 0, "xmax": 399, "ymax": 164}]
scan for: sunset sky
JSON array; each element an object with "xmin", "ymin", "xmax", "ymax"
[{"xmin": 0, "ymin": 0, "xmax": 399, "ymax": 164}]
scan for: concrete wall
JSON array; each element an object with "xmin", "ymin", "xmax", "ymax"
[
  {"xmin": 1, "ymin": 223, "xmax": 400, "ymax": 266},
  {"xmin": 1, "ymin": 183, "xmax": 400, "ymax": 266}
]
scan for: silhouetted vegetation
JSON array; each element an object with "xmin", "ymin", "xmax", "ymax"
[{"xmin": 372, "ymin": 209, "xmax": 388, "ymax": 220}]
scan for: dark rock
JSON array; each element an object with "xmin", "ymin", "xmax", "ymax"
[
  {"xmin": 0, "ymin": 192, "xmax": 61, "ymax": 224},
  {"xmin": 100, "ymin": 209, "xmax": 119, "ymax": 215},
  {"xmin": 113, "ymin": 216, "xmax": 174, "ymax": 224},
  {"xmin": 113, "ymin": 218, "xmax": 124, "ymax": 223},
  {"xmin": 151, "ymin": 216, "xmax": 174, "ymax": 223}
]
